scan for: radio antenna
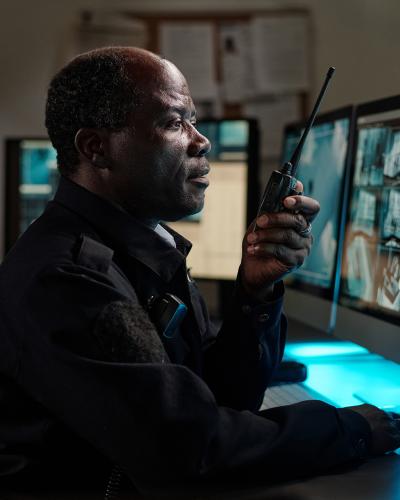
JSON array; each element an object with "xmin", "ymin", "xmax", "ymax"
[{"xmin": 284, "ymin": 66, "xmax": 336, "ymax": 177}]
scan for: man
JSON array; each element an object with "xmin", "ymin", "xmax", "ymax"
[{"xmin": 0, "ymin": 47, "xmax": 398, "ymax": 495}]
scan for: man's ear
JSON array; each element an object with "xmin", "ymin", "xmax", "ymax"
[{"xmin": 74, "ymin": 128, "xmax": 109, "ymax": 169}]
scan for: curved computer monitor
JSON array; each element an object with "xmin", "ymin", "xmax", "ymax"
[
  {"xmin": 281, "ymin": 106, "xmax": 355, "ymax": 333},
  {"xmin": 336, "ymin": 95, "xmax": 400, "ymax": 364}
]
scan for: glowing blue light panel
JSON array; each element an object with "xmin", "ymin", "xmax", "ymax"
[{"xmin": 285, "ymin": 341, "xmax": 370, "ymax": 360}]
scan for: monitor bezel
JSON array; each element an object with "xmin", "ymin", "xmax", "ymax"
[
  {"xmin": 282, "ymin": 105, "xmax": 355, "ymax": 300},
  {"xmin": 337, "ymin": 94, "xmax": 400, "ymax": 328}
]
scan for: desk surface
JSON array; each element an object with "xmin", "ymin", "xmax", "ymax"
[
  {"xmin": 285, "ymin": 318, "xmax": 400, "ymax": 412},
  {"xmin": 3, "ymin": 454, "xmax": 400, "ymax": 500},
  {"xmin": 233, "ymin": 454, "xmax": 400, "ymax": 500}
]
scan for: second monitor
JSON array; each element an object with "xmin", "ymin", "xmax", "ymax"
[
  {"xmin": 281, "ymin": 106, "xmax": 355, "ymax": 333},
  {"xmin": 336, "ymin": 94, "xmax": 400, "ymax": 365}
]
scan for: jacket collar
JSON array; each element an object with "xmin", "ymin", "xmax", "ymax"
[{"xmin": 52, "ymin": 176, "xmax": 192, "ymax": 282}]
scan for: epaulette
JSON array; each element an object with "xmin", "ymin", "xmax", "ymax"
[{"xmin": 75, "ymin": 234, "xmax": 114, "ymax": 274}]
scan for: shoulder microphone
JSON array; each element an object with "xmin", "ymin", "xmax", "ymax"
[{"xmin": 93, "ymin": 300, "xmax": 170, "ymax": 364}]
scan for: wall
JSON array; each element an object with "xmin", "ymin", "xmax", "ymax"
[
  {"xmin": 1, "ymin": 0, "xmax": 400, "ymax": 257},
  {"xmin": 310, "ymin": 0, "xmax": 400, "ymax": 110}
]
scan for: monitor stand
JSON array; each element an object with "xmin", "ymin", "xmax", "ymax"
[{"xmin": 284, "ymin": 288, "xmax": 336, "ymax": 335}]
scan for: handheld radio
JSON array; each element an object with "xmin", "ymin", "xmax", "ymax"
[{"xmin": 255, "ymin": 67, "xmax": 336, "ymax": 219}]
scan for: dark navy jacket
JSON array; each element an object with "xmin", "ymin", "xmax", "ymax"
[{"xmin": 0, "ymin": 177, "xmax": 371, "ymax": 492}]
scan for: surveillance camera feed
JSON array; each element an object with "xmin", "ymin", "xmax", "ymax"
[
  {"xmin": 340, "ymin": 107, "xmax": 400, "ymax": 322},
  {"xmin": 282, "ymin": 110, "xmax": 352, "ymax": 297}
]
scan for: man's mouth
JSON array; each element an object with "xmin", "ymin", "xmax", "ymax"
[{"xmin": 188, "ymin": 168, "xmax": 210, "ymax": 187}]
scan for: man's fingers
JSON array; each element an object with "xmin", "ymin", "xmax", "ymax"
[
  {"xmin": 247, "ymin": 243, "xmax": 310, "ymax": 267},
  {"xmin": 346, "ymin": 404, "xmax": 400, "ymax": 454},
  {"xmin": 294, "ymin": 180, "xmax": 304, "ymax": 194},
  {"xmin": 255, "ymin": 212, "xmax": 309, "ymax": 233},
  {"xmin": 283, "ymin": 194, "xmax": 320, "ymax": 219},
  {"xmin": 247, "ymin": 228, "xmax": 312, "ymax": 250}
]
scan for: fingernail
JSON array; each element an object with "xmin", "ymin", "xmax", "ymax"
[
  {"xmin": 247, "ymin": 233, "xmax": 258, "ymax": 244},
  {"xmin": 247, "ymin": 245, "xmax": 256, "ymax": 255},
  {"xmin": 285, "ymin": 198, "xmax": 296, "ymax": 207},
  {"xmin": 258, "ymin": 214, "xmax": 268, "ymax": 226}
]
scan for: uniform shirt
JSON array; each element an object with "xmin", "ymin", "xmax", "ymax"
[{"xmin": 0, "ymin": 176, "xmax": 371, "ymax": 493}]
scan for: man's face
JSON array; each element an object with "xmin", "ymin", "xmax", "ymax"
[{"xmin": 107, "ymin": 59, "xmax": 211, "ymax": 225}]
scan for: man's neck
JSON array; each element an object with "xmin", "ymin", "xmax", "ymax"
[{"xmin": 66, "ymin": 173, "xmax": 160, "ymax": 229}]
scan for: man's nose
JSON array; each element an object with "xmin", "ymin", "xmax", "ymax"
[{"xmin": 188, "ymin": 129, "xmax": 211, "ymax": 157}]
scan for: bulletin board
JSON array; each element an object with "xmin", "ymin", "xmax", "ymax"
[
  {"xmin": 71, "ymin": 8, "xmax": 313, "ymax": 161},
  {"xmin": 123, "ymin": 9, "xmax": 311, "ymax": 108}
]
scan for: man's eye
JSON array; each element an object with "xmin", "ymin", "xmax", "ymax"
[
  {"xmin": 167, "ymin": 119, "xmax": 197, "ymax": 130},
  {"xmin": 168, "ymin": 120, "xmax": 183, "ymax": 129}
]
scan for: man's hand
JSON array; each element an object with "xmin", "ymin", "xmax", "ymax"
[
  {"xmin": 240, "ymin": 182, "xmax": 320, "ymax": 301},
  {"xmin": 346, "ymin": 404, "xmax": 400, "ymax": 455}
]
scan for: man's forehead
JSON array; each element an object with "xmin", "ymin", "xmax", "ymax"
[
  {"xmin": 140, "ymin": 65, "xmax": 194, "ymax": 113},
  {"xmin": 123, "ymin": 54, "xmax": 195, "ymax": 114},
  {"xmin": 151, "ymin": 87, "xmax": 194, "ymax": 113}
]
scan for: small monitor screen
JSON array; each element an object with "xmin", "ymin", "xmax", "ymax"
[
  {"xmin": 5, "ymin": 139, "xmax": 59, "ymax": 250},
  {"xmin": 18, "ymin": 140, "xmax": 59, "ymax": 233},
  {"xmin": 340, "ymin": 102, "xmax": 400, "ymax": 323},
  {"xmin": 282, "ymin": 108, "xmax": 353, "ymax": 297},
  {"xmin": 168, "ymin": 119, "xmax": 258, "ymax": 280}
]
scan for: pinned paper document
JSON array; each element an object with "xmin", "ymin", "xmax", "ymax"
[
  {"xmin": 160, "ymin": 22, "xmax": 217, "ymax": 101},
  {"xmin": 250, "ymin": 15, "xmax": 311, "ymax": 94}
]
